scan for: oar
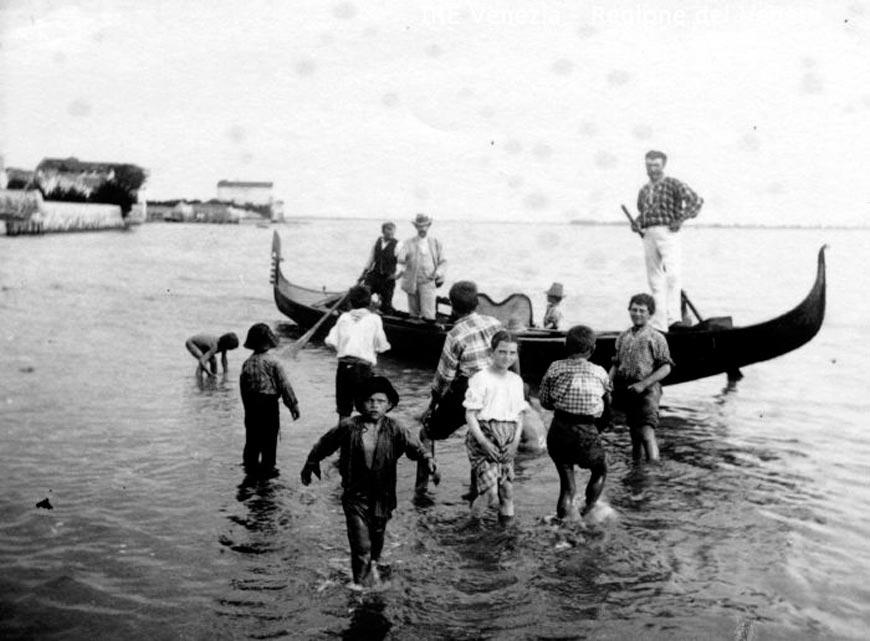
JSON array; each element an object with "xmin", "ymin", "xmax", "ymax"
[
  {"xmin": 286, "ymin": 290, "xmax": 351, "ymax": 359},
  {"xmin": 621, "ymin": 204, "xmax": 644, "ymax": 238}
]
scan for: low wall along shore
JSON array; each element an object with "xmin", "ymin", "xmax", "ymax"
[{"xmin": 1, "ymin": 190, "xmax": 125, "ymax": 235}]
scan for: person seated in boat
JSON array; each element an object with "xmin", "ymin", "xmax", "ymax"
[
  {"xmin": 239, "ymin": 323, "xmax": 300, "ymax": 477},
  {"xmin": 396, "ymin": 213, "xmax": 446, "ymax": 320},
  {"xmin": 463, "ymin": 330, "xmax": 530, "ymax": 523},
  {"xmin": 609, "ymin": 294, "xmax": 674, "ymax": 463},
  {"xmin": 301, "ymin": 376, "xmax": 437, "ymax": 588},
  {"xmin": 325, "ymin": 285, "xmax": 391, "ymax": 421},
  {"xmin": 542, "ymin": 282, "xmax": 565, "ymax": 330},
  {"xmin": 415, "ymin": 280, "xmax": 502, "ymax": 498},
  {"xmin": 539, "ymin": 325, "xmax": 612, "ymax": 521},
  {"xmin": 362, "ymin": 222, "xmax": 399, "ymax": 314},
  {"xmin": 185, "ymin": 332, "xmax": 239, "ymax": 379}
]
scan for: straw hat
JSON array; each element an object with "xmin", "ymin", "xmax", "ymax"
[
  {"xmin": 412, "ymin": 213, "xmax": 433, "ymax": 228},
  {"xmin": 545, "ymin": 282, "xmax": 565, "ymax": 299}
]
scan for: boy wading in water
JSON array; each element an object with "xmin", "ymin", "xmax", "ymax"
[
  {"xmin": 463, "ymin": 330, "xmax": 529, "ymax": 523},
  {"xmin": 301, "ymin": 376, "xmax": 437, "ymax": 588},
  {"xmin": 239, "ymin": 323, "xmax": 300, "ymax": 477},
  {"xmin": 539, "ymin": 325, "xmax": 612, "ymax": 520},
  {"xmin": 185, "ymin": 332, "xmax": 239, "ymax": 379},
  {"xmin": 609, "ymin": 293, "xmax": 674, "ymax": 463}
]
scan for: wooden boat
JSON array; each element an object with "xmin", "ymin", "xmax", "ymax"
[{"xmin": 271, "ymin": 231, "xmax": 826, "ymax": 387}]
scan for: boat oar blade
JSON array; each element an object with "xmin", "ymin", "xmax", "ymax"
[{"xmin": 287, "ymin": 290, "xmax": 351, "ymax": 359}]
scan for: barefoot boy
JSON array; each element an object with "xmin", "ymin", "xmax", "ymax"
[
  {"xmin": 301, "ymin": 376, "xmax": 436, "ymax": 587},
  {"xmin": 539, "ymin": 325, "xmax": 612, "ymax": 520},
  {"xmin": 609, "ymin": 293, "xmax": 674, "ymax": 462},
  {"xmin": 185, "ymin": 332, "xmax": 239, "ymax": 379}
]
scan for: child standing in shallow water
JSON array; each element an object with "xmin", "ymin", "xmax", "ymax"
[
  {"xmin": 539, "ymin": 325, "xmax": 612, "ymax": 521},
  {"xmin": 463, "ymin": 330, "xmax": 529, "ymax": 522},
  {"xmin": 239, "ymin": 323, "xmax": 300, "ymax": 476},
  {"xmin": 609, "ymin": 293, "xmax": 674, "ymax": 463}
]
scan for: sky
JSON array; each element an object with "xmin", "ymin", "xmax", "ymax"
[{"xmin": 1, "ymin": 0, "xmax": 868, "ymax": 226}]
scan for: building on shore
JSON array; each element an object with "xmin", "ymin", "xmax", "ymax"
[{"xmin": 216, "ymin": 180, "xmax": 282, "ymax": 221}]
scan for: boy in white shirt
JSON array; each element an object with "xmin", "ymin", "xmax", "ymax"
[{"xmin": 325, "ymin": 286, "xmax": 391, "ymax": 420}]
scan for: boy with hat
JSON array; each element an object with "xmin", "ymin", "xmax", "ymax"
[
  {"xmin": 302, "ymin": 376, "xmax": 437, "ymax": 587},
  {"xmin": 396, "ymin": 213, "xmax": 446, "ymax": 320},
  {"xmin": 542, "ymin": 282, "xmax": 565, "ymax": 330},
  {"xmin": 239, "ymin": 323, "xmax": 300, "ymax": 476}
]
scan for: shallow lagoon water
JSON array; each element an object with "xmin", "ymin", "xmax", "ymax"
[{"xmin": 1, "ymin": 220, "xmax": 867, "ymax": 640}]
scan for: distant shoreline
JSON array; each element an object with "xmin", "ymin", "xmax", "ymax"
[{"xmin": 270, "ymin": 216, "xmax": 868, "ymax": 231}]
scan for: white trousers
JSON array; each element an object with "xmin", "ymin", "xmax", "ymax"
[
  {"xmin": 407, "ymin": 280, "xmax": 437, "ymax": 319},
  {"xmin": 642, "ymin": 226, "xmax": 682, "ymax": 331}
]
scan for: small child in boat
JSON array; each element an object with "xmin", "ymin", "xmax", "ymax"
[
  {"xmin": 239, "ymin": 323, "xmax": 300, "ymax": 476},
  {"xmin": 542, "ymin": 282, "xmax": 565, "ymax": 330},
  {"xmin": 185, "ymin": 332, "xmax": 239, "ymax": 379},
  {"xmin": 324, "ymin": 285, "xmax": 391, "ymax": 421},
  {"xmin": 609, "ymin": 293, "xmax": 674, "ymax": 463},
  {"xmin": 538, "ymin": 325, "xmax": 612, "ymax": 520},
  {"xmin": 301, "ymin": 376, "xmax": 436, "ymax": 587},
  {"xmin": 463, "ymin": 330, "xmax": 530, "ymax": 522}
]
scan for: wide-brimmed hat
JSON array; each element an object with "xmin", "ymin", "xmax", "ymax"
[
  {"xmin": 244, "ymin": 323, "xmax": 279, "ymax": 351},
  {"xmin": 412, "ymin": 213, "xmax": 433, "ymax": 228},
  {"xmin": 354, "ymin": 376, "xmax": 400, "ymax": 411},
  {"xmin": 545, "ymin": 282, "xmax": 565, "ymax": 299}
]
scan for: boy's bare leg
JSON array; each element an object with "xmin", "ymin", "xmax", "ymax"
[
  {"xmin": 554, "ymin": 463, "xmax": 579, "ymax": 520},
  {"xmin": 581, "ymin": 462, "xmax": 607, "ymax": 516},
  {"xmin": 630, "ymin": 428, "xmax": 644, "ymax": 463},
  {"xmin": 498, "ymin": 480, "xmax": 515, "ymax": 517},
  {"xmin": 641, "ymin": 425, "xmax": 660, "ymax": 462}
]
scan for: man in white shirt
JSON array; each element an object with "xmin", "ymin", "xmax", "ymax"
[{"xmin": 396, "ymin": 213, "xmax": 446, "ymax": 320}]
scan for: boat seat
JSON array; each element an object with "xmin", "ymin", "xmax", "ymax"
[{"xmin": 476, "ymin": 293, "xmax": 535, "ymax": 330}]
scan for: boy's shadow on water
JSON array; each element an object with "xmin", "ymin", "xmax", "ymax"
[{"xmin": 342, "ymin": 594, "xmax": 392, "ymax": 641}]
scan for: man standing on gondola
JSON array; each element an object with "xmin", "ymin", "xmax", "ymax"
[
  {"xmin": 396, "ymin": 213, "xmax": 446, "ymax": 320},
  {"xmin": 362, "ymin": 222, "xmax": 399, "ymax": 314},
  {"xmin": 634, "ymin": 150, "xmax": 704, "ymax": 331}
]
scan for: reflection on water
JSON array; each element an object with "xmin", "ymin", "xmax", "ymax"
[{"xmin": 1, "ymin": 223, "xmax": 867, "ymax": 640}]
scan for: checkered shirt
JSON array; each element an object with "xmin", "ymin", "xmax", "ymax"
[
  {"xmin": 637, "ymin": 176, "xmax": 703, "ymax": 228},
  {"xmin": 432, "ymin": 313, "xmax": 502, "ymax": 398},
  {"xmin": 613, "ymin": 324, "xmax": 675, "ymax": 383},
  {"xmin": 538, "ymin": 358, "xmax": 611, "ymax": 417}
]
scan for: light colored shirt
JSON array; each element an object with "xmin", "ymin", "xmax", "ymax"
[
  {"xmin": 542, "ymin": 303, "xmax": 563, "ymax": 330},
  {"xmin": 463, "ymin": 368, "xmax": 528, "ymax": 422},
  {"xmin": 325, "ymin": 308, "xmax": 390, "ymax": 365},
  {"xmin": 397, "ymin": 235, "xmax": 446, "ymax": 294}
]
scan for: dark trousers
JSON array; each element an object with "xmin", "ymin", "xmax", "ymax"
[
  {"xmin": 336, "ymin": 358, "xmax": 374, "ymax": 417},
  {"xmin": 365, "ymin": 273, "xmax": 396, "ymax": 312},
  {"xmin": 242, "ymin": 393, "xmax": 280, "ymax": 472},
  {"xmin": 416, "ymin": 376, "xmax": 469, "ymax": 493},
  {"xmin": 343, "ymin": 498, "xmax": 389, "ymax": 585}
]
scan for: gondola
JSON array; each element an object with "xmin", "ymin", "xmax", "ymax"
[{"xmin": 270, "ymin": 231, "xmax": 826, "ymax": 386}]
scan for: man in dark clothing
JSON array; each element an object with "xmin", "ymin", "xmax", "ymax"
[
  {"xmin": 363, "ymin": 222, "xmax": 399, "ymax": 313},
  {"xmin": 301, "ymin": 376, "xmax": 437, "ymax": 587}
]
